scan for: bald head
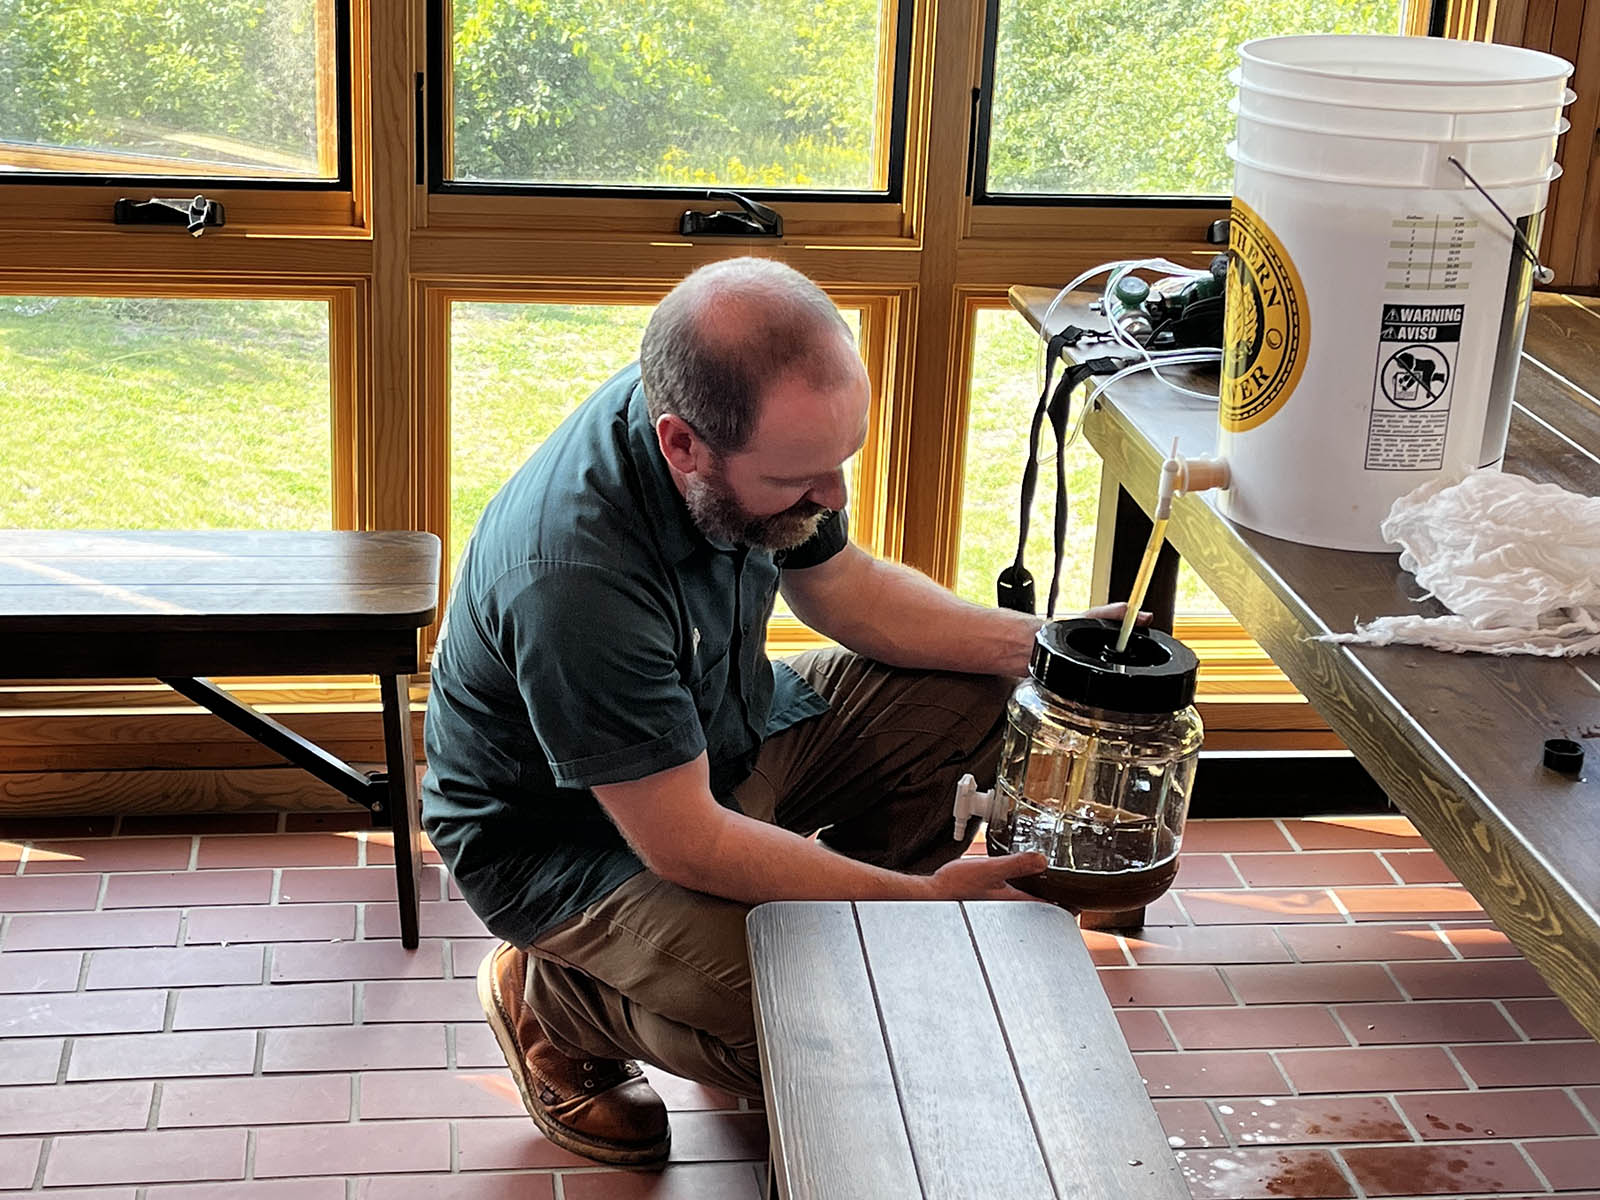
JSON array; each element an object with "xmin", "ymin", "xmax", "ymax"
[{"xmin": 640, "ymin": 258, "xmax": 856, "ymax": 455}]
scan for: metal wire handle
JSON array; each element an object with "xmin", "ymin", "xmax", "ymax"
[{"xmin": 1447, "ymin": 155, "xmax": 1556, "ymax": 285}]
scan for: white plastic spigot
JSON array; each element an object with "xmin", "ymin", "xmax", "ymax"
[{"xmin": 952, "ymin": 773, "xmax": 1004, "ymax": 840}]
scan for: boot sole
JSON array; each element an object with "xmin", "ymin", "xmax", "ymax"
[{"xmin": 476, "ymin": 945, "xmax": 672, "ymax": 1167}]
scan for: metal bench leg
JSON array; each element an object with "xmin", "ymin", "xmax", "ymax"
[{"xmin": 380, "ymin": 674, "xmax": 423, "ymax": 950}]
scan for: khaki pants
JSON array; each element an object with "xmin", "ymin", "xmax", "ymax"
[{"xmin": 524, "ymin": 648, "xmax": 1013, "ymax": 1097}]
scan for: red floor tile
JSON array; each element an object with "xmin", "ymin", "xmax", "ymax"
[
  {"xmin": 1220, "ymin": 1095, "xmax": 1410, "ymax": 1146},
  {"xmin": 1394, "ymin": 1088, "xmax": 1595, "ymax": 1140},
  {"xmin": 157, "ymin": 1074, "xmax": 353, "ymax": 1127},
  {"xmin": 1099, "ymin": 965, "xmax": 1234, "ymax": 1008},
  {"xmin": 451, "ymin": 1022, "xmax": 507, "ymax": 1070},
  {"xmin": 1381, "ymin": 849, "xmax": 1457, "ymax": 884},
  {"xmin": 364, "ymin": 830, "xmax": 445, "ymax": 866},
  {"xmin": 1439, "ymin": 922, "xmax": 1520, "ymax": 957},
  {"xmin": 1164, "ymin": 1004, "xmax": 1348, "ymax": 1050},
  {"xmin": 1173, "ymin": 853, "xmax": 1245, "ymax": 889},
  {"xmin": 0, "ymin": 948, "xmax": 82, "ymax": 992},
  {"xmin": 1133, "ymin": 1050, "xmax": 1290, "ymax": 1098},
  {"xmin": 66, "ymin": 1030, "xmax": 258, "ymax": 1081},
  {"xmin": 1179, "ymin": 820, "xmax": 1294, "ymax": 853},
  {"xmin": 1078, "ymin": 928, "xmax": 1130, "ymax": 966},
  {"xmin": 172, "ymin": 982, "xmax": 354, "ymax": 1030},
  {"xmin": 1116, "ymin": 1007, "xmax": 1175, "ymax": 1051},
  {"xmin": 269, "ymin": 939, "xmax": 447, "ymax": 983},
  {"xmin": 1232, "ymin": 852, "xmax": 1394, "ymax": 888},
  {"xmin": 0, "ymin": 1080, "xmax": 153, "ymax": 1135},
  {"xmin": 0, "ymin": 1036, "xmax": 64, "ymax": 1084},
  {"xmin": 24, "ymin": 837, "xmax": 193, "ymax": 874},
  {"xmin": 1334, "ymin": 999, "xmax": 1520, "ymax": 1044},
  {"xmin": 0, "ymin": 1138, "xmax": 42, "ymax": 1189},
  {"xmin": 1340, "ymin": 1142, "xmax": 1541, "ymax": 1196},
  {"xmin": 364, "ymin": 899, "xmax": 489, "ymax": 940},
  {"xmin": 5, "ymin": 909, "xmax": 181, "ymax": 951},
  {"xmin": 253, "ymin": 1119, "xmax": 452, "ymax": 1177},
  {"xmin": 0, "ymin": 989, "xmax": 165, "ymax": 1038},
  {"xmin": 0, "ymin": 840, "xmax": 21, "ymax": 872},
  {"xmin": 196, "ymin": 832, "xmax": 359, "ymax": 869},
  {"xmin": 561, "ymin": 1164, "xmax": 763, "ymax": 1200},
  {"xmin": 1153, "ymin": 1098, "xmax": 1228, "ymax": 1149},
  {"xmin": 86, "ymin": 944, "xmax": 266, "ymax": 989},
  {"xmin": 643, "ymin": 1067, "xmax": 743, "ymax": 1112},
  {"xmin": 1390, "ymin": 958, "xmax": 1555, "ymax": 1000},
  {"xmin": 359, "ymin": 1069, "xmax": 528, "ymax": 1119},
  {"xmin": 1452, "ymin": 1040, "xmax": 1600, "ymax": 1087},
  {"xmin": 1276, "ymin": 1046, "xmax": 1467, "ymax": 1094},
  {"xmin": 1575, "ymin": 1085, "xmax": 1600, "ymax": 1121},
  {"xmin": 0, "ymin": 873, "xmax": 102, "ymax": 913},
  {"xmin": 42, "ymin": 1127, "xmax": 247, "ymax": 1187},
  {"xmin": 1224, "ymin": 963, "xmax": 1401, "ymax": 1006},
  {"xmin": 278, "ymin": 866, "xmax": 408, "ymax": 903},
  {"xmin": 262, "ymin": 1024, "xmax": 447, "ymax": 1073},
  {"xmin": 1333, "ymin": 886, "xmax": 1483, "ymax": 922},
  {"xmin": 362, "ymin": 978, "xmax": 480, "ymax": 1023},
  {"xmin": 1522, "ymin": 1137, "xmax": 1600, "ymax": 1190},
  {"xmin": 146, "ymin": 1181, "xmax": 345, "ymax": 1200},
  {"xmin": 1176, "ymin": 1147, "xmax": 1354, "ymax": 1198},
  {"xmin": 1277, "ymin": 923, "xmax": 1451, "ymax": 962},
  {"xmin": 103, "ymin": 868, "xmax": 273, "ymax": 908},
  {"xmin": 1124, "ymin": 925, "xmax": 1291, "ymax": 966},
  {"xmin": 1179, "ymin": 889, "xmax": 1343, "ymax": 925},
  {"xmin": 455, "ymin": 1115, "xmax": 596, "ymax": 1170},
  {"xmin": 665, "ymin": 1111, "xmax": 769, "ymax": 1162},
  {"xmin": 184, "ymin": 903, "xmax": 357, "ymax": 945},
  {"xmin": 1502, "ymin": 997, "xmax": 1592, "ymax": 1039},
  {"xmin": 1283, "ymin": 816, "xmax": 1425, "ymax": 851},
  {"xmin": 355, "ymin": 1175, "xmax": 557, "ymax": 1200},
  {"xmin": 452, "ymin": 938, "xmax": 501, "ymax": 976}
]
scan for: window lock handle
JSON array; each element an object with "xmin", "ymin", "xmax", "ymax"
[
  {"xmin": 679, "ymin": 190, "xmax": 783, "ymax": 238},
  {"xmin": 113, "ymin": 195, "xmax": 226, "ymax": 237}
]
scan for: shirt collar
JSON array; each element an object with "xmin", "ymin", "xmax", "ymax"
[{"xmin": 626, "ymin": 369, "xmax": 737, "ymax": 562}]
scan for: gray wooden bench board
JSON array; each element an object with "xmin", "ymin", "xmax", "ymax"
[{"xmin": 748, "ymin": 900, "xmax": 1188, "ymax": 1200}]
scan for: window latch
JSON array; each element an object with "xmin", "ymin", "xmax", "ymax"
[
  {"xmin": 113, "ymin": 195, "xmax": 226, "ymax": 237},
  {"xmin": 678, "ymin": 190, "xmax": 783, "ymax": 239}
]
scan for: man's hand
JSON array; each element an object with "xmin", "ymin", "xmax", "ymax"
[
  {"xmin": 1079, "ymin": 601, "xmax": 1154, "ymax": 626},
  {"xmin": 925, "ymin": 851, "xmax": 1050, "ymax": 901}
]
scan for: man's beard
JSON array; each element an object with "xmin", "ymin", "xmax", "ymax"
[{"xmin": 684, "ymin": 467, "xmax": 830, "ymax": 552}]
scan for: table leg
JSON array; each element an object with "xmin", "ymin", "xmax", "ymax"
[{"xmin": 380, "ymin": 673, "xmax": 423, "ymax": 950}]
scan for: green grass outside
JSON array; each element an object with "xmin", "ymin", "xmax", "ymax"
[{"xmin": 0, "ymin": 295, "xmax": 1217, "ymax": 613}]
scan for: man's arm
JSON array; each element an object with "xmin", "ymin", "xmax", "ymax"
[
  {"xmin": 592, "ymin": 753, "xmax": 1045, "ymax": 905},
  {"xmin": 780, "ymin": 542, "xmax": 1135, "ymax": 677}
]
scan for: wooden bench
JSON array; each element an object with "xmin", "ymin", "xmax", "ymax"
[
  {"xmin": 0, "ymin": 530, "xmax": 440, "ymax": 948},
  {"xmin": 747, "ymin": 900, "xmax": 1188, "ymax": 1200}
]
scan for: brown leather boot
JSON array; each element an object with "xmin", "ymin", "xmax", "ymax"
[{"xmin": 477, "ymin": 941, "xmax": 671, "ymax": 1165}]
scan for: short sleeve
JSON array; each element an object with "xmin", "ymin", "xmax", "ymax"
[
  {"xmin": 773, "ymin": 508, "xmax": 849, "ymax": 571},
  {"xmin": 484, "ymin": 560, "xmax": 704, "ymax": 789}
]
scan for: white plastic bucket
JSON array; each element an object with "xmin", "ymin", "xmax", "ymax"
[
  {"xmin": 1218, "ymin": 153, "xmax": 1558, "ymax": 550},
  {"xmin": 1238, "ymin": 35, "xmax": 1573, "ymax": 112},
  {"xmin": 1232, "ymin": 70, "xmax": 1577, "ymax": 141},
  {"xmin": 1216, "ymin": 34, "xmax": 1572, "ymax": 552},
  {"xmin": 1231, "ymin": 105, "xmax": 1568, "ymax": 190}
]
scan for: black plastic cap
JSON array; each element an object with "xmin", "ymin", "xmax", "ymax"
[
  {"xmin": 1543, "ymin": 738, "xmax": 1585, "ymax": 775},
  {"xmin": 1029, "ymin": 618, "xmax": 1199, "ymax": 715}
]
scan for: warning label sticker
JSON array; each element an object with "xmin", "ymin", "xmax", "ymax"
[{"xmin": 1366, "ymin": 304, "xmax": 1462, "ymax": 471}]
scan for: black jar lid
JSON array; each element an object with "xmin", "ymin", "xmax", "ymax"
[{"xmin": 1029, "ymin": 618, "xmax": 1199, "ymax": 714}]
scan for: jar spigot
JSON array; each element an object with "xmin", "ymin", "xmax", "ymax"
[{"xmin": 952, "ymin": 773, "xmax": 1004, "ymax": 840}]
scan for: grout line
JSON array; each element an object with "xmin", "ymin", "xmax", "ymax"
[
  {"xmin": 354, "ymin": 980, "xmax": 365, "ymax": 1025},
  {"xmin": 187, "ymin": 835, "xmax": 200, "ymax": 871},
  {"xmin": 244, "ymin": 1126, "xmax": 258, "ymax": 1181},
  {"xmin": 1386, "ymin": 1090, "xmax": 1424, "ymax": 1143},
  {"xmin": 94, "ymin": 872, "xmax": 111, "ymax": 911},
  {"xmin": 1567, "ymin": 1084, "xmax": 1600, "ymax": 1135},
  {"xmin": 1438, "ymin": 1043, "xmax": 1477, "ymax": 1092},
  {"xmin": 147, "ymin": 1080, "xmax": 163, "ymax": 1131},
  {"xmin": 1490, "ymin": 997, "xmax": 1531, "ymax": 1043},
  {"xmin": 349, "ymin": 1072, "xmax": 361, "ymax": 1124},
  {"xmin": 1323, "ymin": 1145, "xmax": 1368, "ymax": 1200},
  {"xmin": 31, "ymin": 1135, "xmax": 51, "ymax": 1190},
  {"xmin": 1513, "ymin": 1135, "xmax": 1554, "ymax": 1194},
  {"xmin": 55, "ymin": 1038, "xmax": 71, "ymax": 1085},
  {"xmin": 163, "ymin": 988, "xmax": 178, "ymax": 1034},
  {"xmin": 449, "ymin": 1119, "xmax": 459, "ymax": 1173},
  {"xmin": 551, "ymin": 1170, "xmax": 567, "ymax": 1200},
  {"xmin": 253, "ymin": 1028, "xmax": 266, "ymax": 1076},
  {"xmin": 1374, "ymin": 852, "xmax": 1406, "ymax": 887},
  {"xmin": 75, "ymin": 950, "xmax": 92, "ymax": 992}
]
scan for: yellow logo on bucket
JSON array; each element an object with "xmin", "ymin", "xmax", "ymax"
[{"xmin": 1222, "ymin": 198, "xmax": 1308, "ymax": 433}]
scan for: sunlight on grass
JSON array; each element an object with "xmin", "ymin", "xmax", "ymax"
[{"xmin": 0, "ymin": 296, "xmax": 332, "ymax": 530}]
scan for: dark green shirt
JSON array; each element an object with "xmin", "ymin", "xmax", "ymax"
[{"xmin": 422, "ymin": 364, "xmax": 847, "ymax": 946}]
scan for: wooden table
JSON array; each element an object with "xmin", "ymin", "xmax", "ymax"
[
  {"xmin": 0, "ymin": 530, "xmax": 440, "ymax": 948},
  {"xmin": 1011, "ymin": 286, "xmax": 1600, "ymax": 1040},
  {"xmin": 748, "ymin": 900, "xmax": 1189, "ymax": 1200}
]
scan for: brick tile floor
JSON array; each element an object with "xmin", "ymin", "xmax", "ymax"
[{"xmin": 1, "ymin": 812, "xmax": 1597, "ymax": 1198}]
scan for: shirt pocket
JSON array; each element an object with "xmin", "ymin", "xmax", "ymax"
[{"xmin": 688, "ymin": 638, "xmax": 732, "ymax": 716}]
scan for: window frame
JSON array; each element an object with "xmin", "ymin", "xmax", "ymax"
[{"xmin": 0, "ymin": 0, "xmax": 366, "ymax": 235}]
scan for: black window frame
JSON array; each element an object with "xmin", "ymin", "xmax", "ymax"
[
  {"xmin": 0, "ymin": 1, "xmax": 354, "ymax": 192},
  {"xmin": 424, "ymin": 0, "xmax": 915, "ymax": 204}
]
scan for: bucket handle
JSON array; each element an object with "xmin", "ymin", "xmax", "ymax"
[
  {"xmin": 1448, "ymin": 157, "xmax": 1556, "ymax": 283},
  {"xmin": 1228, "ymin": 68, "xmax": 1577, "ymax": 116}
]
